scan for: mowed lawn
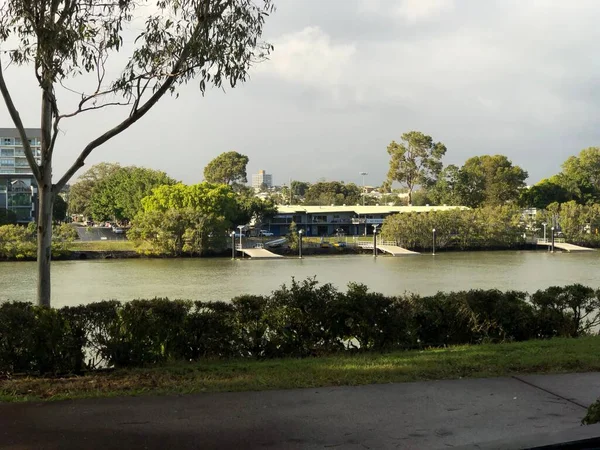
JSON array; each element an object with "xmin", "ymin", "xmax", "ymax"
[{"xmin": 2, "ymin": 336, "xmax": 600, "ymax": 402}]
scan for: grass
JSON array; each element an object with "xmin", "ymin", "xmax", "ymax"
[
  {"xmin": 2, "ymin": 336, "xmax": 600, "ymax": 403},
  {"xmin": 68, "ymin": 240, "xmax": 138, "ymax": 252}
]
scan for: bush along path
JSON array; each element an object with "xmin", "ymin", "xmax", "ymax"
[{"xmin": 1, "ymin": 279, "xmax": 600, "ymax": 377}]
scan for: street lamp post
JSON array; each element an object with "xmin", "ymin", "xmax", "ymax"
[
  {"xmin": 237, "ymin": 225, "xmax": 244, "ymax": 257},
  {"xmin": 230, "ymin": 231, "xmax": 236, "ymax": 260},
  {"xmin": 542, "ymin": 222, "xmax": 547, "ymax": 241},
  {"xmin": 372, "ymin": 224, "xmax": 379, "ymax": 258},
  {"xmin": 359, "ymin": 171, "xmax": 368, "ymax": 207},
  {"xmin": 432, "ymin": 228, "xmax": 436, "ymax": 255},
  {"xmin": 298, "ymin": 229, "xmax": 304, "ymax": 259},
  {"xmin": 551, "ymin": 226, "xmax": 555, "ymax": 253}
]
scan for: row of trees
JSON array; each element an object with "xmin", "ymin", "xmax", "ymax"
[
  {"xmin": 381, "ymin": 202, "xmax": 600, "ymax": 250},
  {"xmin": 386, "ymin": 132, "xmax": 600, "ymax": 211},
  {"xmin": 67, "ymin": 159, "xmax": 277, "ymax": 256},
  {"xmin": 381, "ymin": 206, "xmax": 526, "ymax": 250}
]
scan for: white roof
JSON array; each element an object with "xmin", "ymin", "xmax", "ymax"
[{"xmin": 276, "ymin": 205, "xmax": 468, "ymax": 215}]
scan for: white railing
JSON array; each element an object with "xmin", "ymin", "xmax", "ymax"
[{"xmin": 537, "ymin": 238, "xmax": 566, "ymax": 244}]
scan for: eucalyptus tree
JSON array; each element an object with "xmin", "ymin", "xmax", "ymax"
[
  {"xmin": 385, "ymin": 131, "xmax": 447, "ymax": 205},
  {"xmin": 0, "ymin": 0, "xmax": 274, "ymax": 306}
]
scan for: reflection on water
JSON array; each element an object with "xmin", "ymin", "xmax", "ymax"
[{"xmin": 1, "ymin": 251, "xmax": 599, "ymax": 307}]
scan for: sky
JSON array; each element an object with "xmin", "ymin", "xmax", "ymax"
[{"xmin": 1, "ymin": 0, "xmax": 600, "ymax": 187}]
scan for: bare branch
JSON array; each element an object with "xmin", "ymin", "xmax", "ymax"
[
  {"xmin": 0, "ymin": 60, "xmax": 42, "ymax": 181},
  {"xmin": 55, "ymin": 16, "xmax": 211, "ymax": 192},
  {"xmin": 60, "ymin": 100, "xmax": 132, "ymax": 120}
]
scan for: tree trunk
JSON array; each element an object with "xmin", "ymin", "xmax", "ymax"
[
  {"xmin": 36, "ymin": 176, "xmax": 53, "ymax": 307},
  {"xmin": 407, "ymin": 189, "xmax": 412, "ymax": 206}
]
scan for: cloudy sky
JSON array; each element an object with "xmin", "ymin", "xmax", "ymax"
[{"xmin": 1, "ymin": 0, "xmax": 600, "ymax": 187}]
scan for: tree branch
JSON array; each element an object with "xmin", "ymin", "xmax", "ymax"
[
  {"xmin": 0, "ymin": 60, "xmax": 42, "ymax": 181},
  {"xmin": 55, "ymin": 17, "xmax": 210, "ymax": 192}
]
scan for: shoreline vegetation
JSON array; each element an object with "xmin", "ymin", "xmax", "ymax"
[
  {"xmin": 2, "ymin": 279, "xmax": 600, "ymax": 403},
  {"xmin": 0, "ymin": 238, "xmax": 558, "ymax": 262}
]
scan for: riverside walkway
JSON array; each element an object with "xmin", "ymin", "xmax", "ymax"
[
  {"xmin": 536, "ymin": 238, "xmax": 594, "ymax": 252},
  {"xmin": 1, "ymin": 372, "xmax": 599, "ymax": 449},
  {"xmin": 356, "ymin": 240, "xmax": 419, "ymax": 256}
]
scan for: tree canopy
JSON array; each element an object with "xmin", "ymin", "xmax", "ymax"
[
  {"xmin": 386, "ymin": 131, "xmax": 447, "ymax": 205},
  {"xmin": 130, "ymin": 182, "xmax": 240, "ymax": 256},
  {"xmin": 88, "ymin": 166, "xmax": 176, "ymax": 222},
  {"xmin": 69, "ymin": 163, "xmax": 121, "ymax": 216},
  {"xmin": 520, "ymin": 177, "xmax": 571, "ymax": 209},
  {"xmin": 203, "ymin": 151, "xmax": 249, "ymax": 186},
  {"xmin": 303, "ymin": 182, "xmax": 361, "ymax": 206},
  {"xmin": 558, "ymin": 147, "xmax": 600, "ymax": 204},
  {"xmin": 458, "ymin": 155, "xmax": 528, "ymax": 207}
]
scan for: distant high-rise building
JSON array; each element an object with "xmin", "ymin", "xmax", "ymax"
[
  {"xmin": 0, "ymin": 128, "xmax": 42, "ymax": 174},
  {"xmin": 252, "ymin": 169, "xmax": 273, "ymax": 191},
  {"xmin": 0, "ymin": 128, "xmax": 41, "ymax": 222}
]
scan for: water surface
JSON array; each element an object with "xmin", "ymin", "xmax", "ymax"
[{"xmin": 1, "ymin": 251, "xmax": 599, "ymax": 307}]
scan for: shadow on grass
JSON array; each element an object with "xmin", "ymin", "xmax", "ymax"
[{"xmin": 2, "ymin": 336, "xmax": 600, "ymax": 402}]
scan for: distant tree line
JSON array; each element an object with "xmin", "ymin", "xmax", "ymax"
[{"xmin": 66, "ymin": 153, "xmax": 276, "ymax": 256}]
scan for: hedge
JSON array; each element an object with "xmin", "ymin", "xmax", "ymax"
[{"xmin": 1, "ymin": 279, "xmax": 599, "ymax": 376}]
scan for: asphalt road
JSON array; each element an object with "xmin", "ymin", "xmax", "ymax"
[{"xmin": 1, "ymin": 372, "xmax": 599, "ymax": 450}]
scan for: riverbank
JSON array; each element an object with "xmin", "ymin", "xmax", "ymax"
[
  {"xmin": 0, "ymin": 239, "xmax": 548, "ymax": 262},
  {"xmin": 2, "ymin": 336, "xmax": 599, "ymax": 402}
]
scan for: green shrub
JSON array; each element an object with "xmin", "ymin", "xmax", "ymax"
[
  {"xmin": 413, "ymin": 292, "xmax": 478, "ymax": 347},
  {"xmin": 267, "ymin": 278, "xmax": 342, "ymax": 356},
  {"xmin": 0, "ymin": 224, "xmax": 36, "ymax": 259},
  {"xmin": 583, "ymin": 399, "xmax": 600, "ymax": 425},
  {"xmin": 0, "ymin": 302, "xmax": 86, "ymax": 375},
  {"xmin": 182, "ymin": 301, "xmax": 238, "ymax": 359},
  {"xmin": 0, "ymin": 302, "xmax": 37, "ymax": 374},
  {"xmin": 231, "ymin": 295, "xmax": 273, "ymax": 358},
  {"xmin": 1, "ymin": 279, "xmax": 598, "ymax": 376},
  {"xmin": 334, "ymin": 283, "xmax": 417, "ymax": 350},
  {"xmin": 101, "ymin": 299, "xmax": 191, "ymax": 367},
  {"xmin": 531, "ymin": 284, "xmax": 600, "ymax": 338},
  {"xmin": 463, "ymin": 289, "xmax": 536, "ymax": 342}
]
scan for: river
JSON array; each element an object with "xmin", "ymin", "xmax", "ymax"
[{"xmin": 1, "ymin": 251, "xmax": 600, "ymax": 307}]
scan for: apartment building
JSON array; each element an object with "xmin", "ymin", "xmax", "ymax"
[
  {"xmin": 0, "ymin": 128, "xmax": 42, "ymax": 174},
  {"xmin": 0, "ymin": 128, "xmax": 41, "ymax": 222},
  {"xmin": 252, "ymin": 169, "xmax": 273, "ymax": 191}
]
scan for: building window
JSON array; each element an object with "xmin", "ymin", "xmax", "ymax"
[
  {"xmin": 2, "ymin": 138, "xmax": 13, "ymax": 145},
  {"xmin": 0, "ymin": 148, "xmax": 14, "ymax": 157},
  {"xmin": 0, "ymin": 158, "xmax": 14, "ymax": 166}
]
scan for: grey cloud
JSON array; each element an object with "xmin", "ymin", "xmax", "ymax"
[{"xmin": 1, "ymin": 0, "xmax": 600, "ymax": 188}]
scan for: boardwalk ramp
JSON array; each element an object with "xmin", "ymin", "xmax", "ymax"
[
  {"xmin": 537, "ymin": 238, "xmax": 594, "ymax": 252},
  {"xmin": 377, "ymin": 244, "xmax": 420, "ymax": 256},
  {"xmin": 356, "ymin": 240, "xmax": 419, "ymax": 256},
  {"xmin": 237, "ymin": 244, "xmax": 283, "ymax": 259}
]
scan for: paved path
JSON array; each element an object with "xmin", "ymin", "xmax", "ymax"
[{"xmin": 1, "ymin": 372, "xmax": 599, "ymax": 450}]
